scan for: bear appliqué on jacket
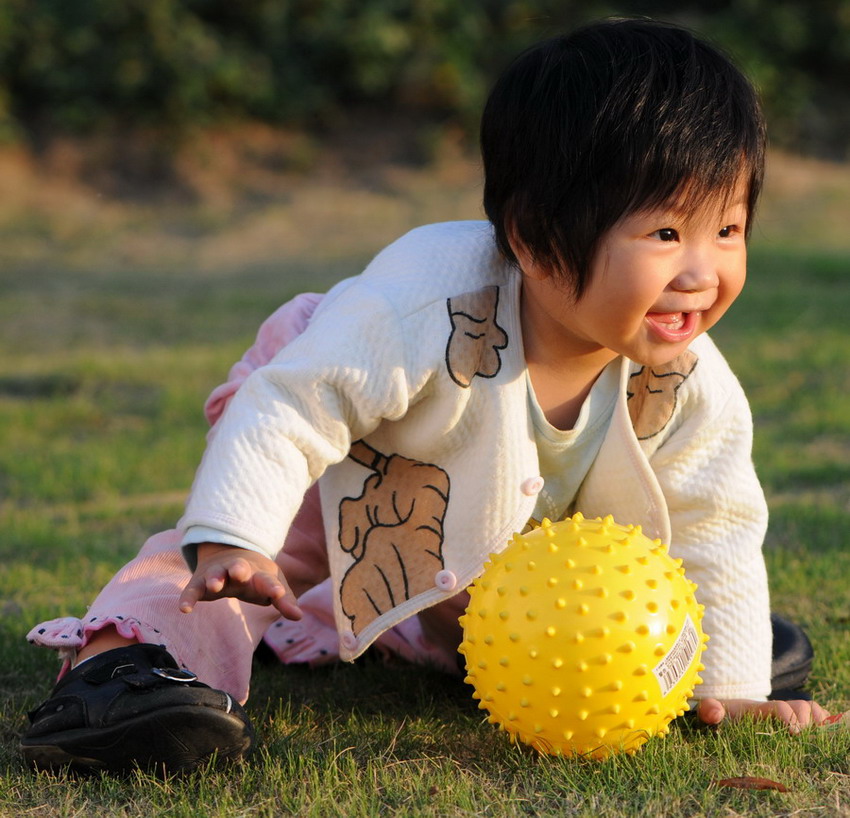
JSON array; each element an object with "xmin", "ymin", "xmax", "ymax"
[
  {"xmin": 338, "ymin": 440, "xmax": 450, "ymax": 636},
  {"xmin": 336, "ymin": 286, "xmax": 507, "ymax": 635},
  {"xmin": 445, "ymin": 285, "xmax": 508, "ymax": 387},
  {"xmin": 627, "ymin": 350, "xmax": 699, "ymax": 439}
]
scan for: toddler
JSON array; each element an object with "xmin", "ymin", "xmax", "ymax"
[{"xmin": 21, "ymin": 18, "xmax": 829, "ymax": 772}]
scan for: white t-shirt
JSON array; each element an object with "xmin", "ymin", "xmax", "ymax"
[{"xmin": 528, "ymin": 360, "xmax": 620, "ymax": 524}]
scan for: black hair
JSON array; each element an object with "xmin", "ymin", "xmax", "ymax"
[{"xmin": 481, "ymin": 18, "xmax": 766, "ymax": 298}]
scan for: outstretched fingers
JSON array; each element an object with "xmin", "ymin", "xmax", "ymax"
[
  {"xmin": 696, "ymin": 697, "xmax": 832, "ymax": 733},
  {"xmin": 251, "ymin": 568, "xmax": 303, "ymax": 620},
  {"xmin": 178, "ymin": 561, "xmax": 232, "ymax": 613},
  {"xmin": 178, "ymin": 548, "xmax": 302, "ymax": 620},
  {"xmin": 694, "ymin": 697, "xmax": 726, "ymax": 726}
]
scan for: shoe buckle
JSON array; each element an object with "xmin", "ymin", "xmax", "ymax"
[{"xmin": 151, "ymin": 667, "xmax": 198, "ymax": 683}]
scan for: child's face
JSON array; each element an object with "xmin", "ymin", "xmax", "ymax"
[{"xmin": 521, "ymin": 187, "xmax": 748, "ymax": 369}]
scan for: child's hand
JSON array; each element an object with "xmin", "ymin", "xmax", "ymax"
[
  {"xmin": 178, "ymin": 542, "xmax": 302, "ymax": 621},
  {"xmin": 695, "ymin": 697, "xmax": 831, "ymax": 733}
]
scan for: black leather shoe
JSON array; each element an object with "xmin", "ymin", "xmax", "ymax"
[
  {"xmin": 769, "ymin": 614, "xmax": 814, "ymax": 701},
  {"xmin": 20, "ymin": 643, "xmax": 254, "ymax": 773}
]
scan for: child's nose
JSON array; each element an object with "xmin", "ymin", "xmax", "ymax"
[{"xmin": 671, "ymin": 250, "xmax": 720, "ymax": 293}]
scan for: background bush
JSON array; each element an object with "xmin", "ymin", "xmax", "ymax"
[{"xmin": 3, "ymin": 0, "xmax": 850, "ymax": 158}]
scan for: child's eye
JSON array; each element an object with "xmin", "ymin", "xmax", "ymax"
[
  {"xmin": 718, "ymin": 224, "xmax": 738, "ymax": 238},
  {"xmin": 651, "ymin": 228, "xmax": 679, "ymax": 242}
]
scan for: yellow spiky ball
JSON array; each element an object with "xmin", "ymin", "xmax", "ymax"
[{"xmin": 458, "ymin": 513, "xmax": 708, "ymax": 759}]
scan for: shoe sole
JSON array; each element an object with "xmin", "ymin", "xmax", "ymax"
[{"xmin": 21, "ymin": 704, "xmax": 254, "ymax": 773}]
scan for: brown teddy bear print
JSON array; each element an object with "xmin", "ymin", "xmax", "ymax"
[
  {"xmin": 445, "ymin": 285, "xmax": 509, "ymax": 387},
  {"xmin": 338, "ymin": 439, "xmax": 450, "ymax": 635},
  {"xmin": 627, "ymin": 350, "xmax": 698, "ymax": 439}
]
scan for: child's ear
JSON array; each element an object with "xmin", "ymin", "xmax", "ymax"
[{"xmin": 506, "ymin": 223, "xmax": 552, "ymax": 281}]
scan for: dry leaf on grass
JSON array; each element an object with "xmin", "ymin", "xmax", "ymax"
[
  {"xmin": 823, "ymin": 712, "xmax": 850, "ymax": 727},
  {"xmin": 713, "ymin": 777, "xmax": 789, "ymax": 792}
]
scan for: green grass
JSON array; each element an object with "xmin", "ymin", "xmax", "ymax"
[{"xmin": 2, "ymin": 157, "xmax": 850, "ymax": 815}]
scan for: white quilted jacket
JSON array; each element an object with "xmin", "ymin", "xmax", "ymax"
[{"xmin": 180, "ymin": 221, "xmax": 771, "ymax": 700}]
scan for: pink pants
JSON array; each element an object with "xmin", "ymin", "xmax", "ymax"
[{"xmin": 28, "ymin": 294, "xmax": 461, "ymax": 702}]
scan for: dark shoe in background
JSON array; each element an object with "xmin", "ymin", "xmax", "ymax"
[{"xmin": 769, "ymin": 613, "xmax": 815, "ymax": 701}]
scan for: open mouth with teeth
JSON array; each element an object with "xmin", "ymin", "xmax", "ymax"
[{"xmin": 644, "ymin": 310, "xmax": 702, "ymax": 342}]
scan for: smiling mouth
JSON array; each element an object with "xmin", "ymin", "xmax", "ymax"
[{"xmin": 645, "ymin": 311, "xmax": 701, "ymax": 342}]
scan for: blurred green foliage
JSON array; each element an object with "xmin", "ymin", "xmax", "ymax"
[{"xmin": 2, "ymin": 0, "xmax": 850, "ymax": 158}]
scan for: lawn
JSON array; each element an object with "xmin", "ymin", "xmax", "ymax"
[{"xmin": 0, "ymin": 146, "xmax": 849, "ymax": 816}]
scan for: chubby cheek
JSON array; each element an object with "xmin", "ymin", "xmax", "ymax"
[
  {"xmin": 709, "ymin": 267, "xmax": 747, "ymax": 326},
  {"xmin": 729, "ymin": 265, "xmax": 747, "ymax": 302}
]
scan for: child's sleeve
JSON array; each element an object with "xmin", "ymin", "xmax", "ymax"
[
  {"xmin": 649, "ymin": 362, "xmax": 772, "ymax": 702},
  {"xmin": 179, "ymin": 282, "xmax": 425, "ymax": 563}
]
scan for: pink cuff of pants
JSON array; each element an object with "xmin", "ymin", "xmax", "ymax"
[{"xmin": 27, "ymin": 614, "xmax": 185, "ymax": 680}]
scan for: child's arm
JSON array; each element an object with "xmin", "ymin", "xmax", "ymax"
[
  {"xmin": 178, "ymin": 542, "xmax": 303, "ymax": 621},
  {"xmin": 180, "ymin": 283, "xmax": 418, "ymax": 568},
  {"xmin": 645, "ymin": 338, "xmax": 773, "ymax": 701},
  {"xmin": 695, "ymin": 697, "xmax": 832, "ymax": 732}
]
